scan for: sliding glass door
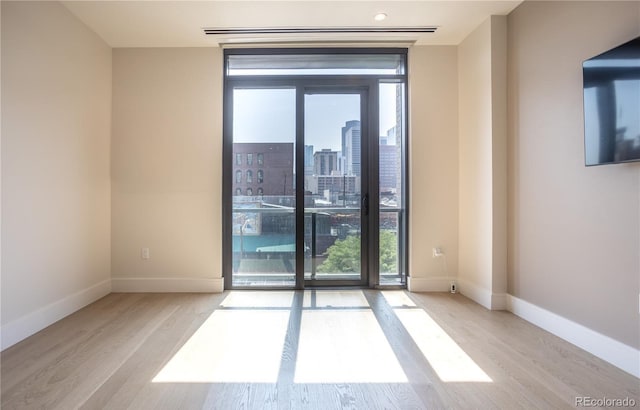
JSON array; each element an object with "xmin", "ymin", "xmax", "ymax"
[
  {"xmin": 223, "ymin": 49, "xmax": 407, "ymax": 289},
  {"xmin": 230, "ymin": 88, "xmax": 297, "ymax": 287},
  {"xmin": 304, "ymin": 91, "xmax": 367, "ymax": 286}
]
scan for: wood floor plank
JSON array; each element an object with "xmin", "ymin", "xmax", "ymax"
[
  {"xmin": 2, "ymin": 295, "xmax": 178, "ymax": 409},
  {"xmin": 406, "ymin": 292, "xmax": 639, "ymax": 408},
  {"xmin": 2, "ymin": 290, "xmax": 638, "ymax": 410},
  {"xmin": 0, "ymin": 293, "xmax": 144, "ymax": 389},
  {"xmin": 404, "ymin": 295, "xmax": 580, "ymax": 407},
  {"xmin": 79, "ymin": 293, "xmax": 225, "ymax": 409}
]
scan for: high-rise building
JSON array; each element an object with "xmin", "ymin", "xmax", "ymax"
[
  {"xmin": 341, "ymin": 120, "xmax": 361, "ymax": 177},
  {"xmin": 313, "ymin": 149, "xmax": 338, "ymax": 176},
  {"xmin": 341, "ymin": 120, "xmax": 360, "ymax": 158},
  {"xmin": 304, "ymin": 145, "xmax": 314, "ymax": 176},
  {"xmin": 379, "ymin": 144, "xmax": 398, "ymax": 191}
]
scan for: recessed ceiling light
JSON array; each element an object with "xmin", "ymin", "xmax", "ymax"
[{"xmin": 374, "ymin": 13, "xmax": 387, "ymax": 22}]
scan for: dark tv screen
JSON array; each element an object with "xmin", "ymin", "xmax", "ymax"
[{"xmin": 583, "ymin": 36, "xmax": 640, "ymax": 166}]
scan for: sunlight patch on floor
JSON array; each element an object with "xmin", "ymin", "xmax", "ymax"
[
  {"xmin": 153, "ymin": 309, "xmax": 289, "ymax": 383},
  {"xmin": 303, "ymin": 290, "xmax": 370, "ymax": 308},
  {"xmin": 294, "ymin": 309, "xmax": 408, "ymax": 383},
  {"xmin": 220, "ymin": 291, "xmax": 294, "ymax": 308},
  {"xmin": 381, "ymin": 291, "xmax": 417, "ymax": 307},
  {"xmin": 394, "ymin": 309, "xmax": 492, "ymax": 383}
]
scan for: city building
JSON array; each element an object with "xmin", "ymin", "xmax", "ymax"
[
  {"xmin": 379, "ymin": 143, "xmax": 398, "ymax": 192},
  {"xmin": 233, "ymin": 142, "xmax": 294, "ymax": 196},
  {"xmin": 305, "ymin": 173, "xmax": 359, "ymax": 201},
  {"xmin": 304, "ymin": 145, "xmax": 314, "ymax": 176},
  {"xmin": 313, "ymin": 148, "xmax": 338, "ymax": 176},
  {"xmin": 341, "ymin": 120, "xmax": 361, "ymax": 176}
]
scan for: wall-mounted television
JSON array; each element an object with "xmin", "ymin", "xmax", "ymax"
[{"xmin": 583, "ymin": 36, "xmax": 640, "ymax": 166}]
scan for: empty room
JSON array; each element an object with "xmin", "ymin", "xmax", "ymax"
[{"xmin": 1, "ymin": 0, "xmax": 639, "ymax": 408}]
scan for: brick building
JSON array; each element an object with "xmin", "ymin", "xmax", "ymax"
[{"xmin": 233, "ymin": 142, "xmax": 294, "ymax": 196}]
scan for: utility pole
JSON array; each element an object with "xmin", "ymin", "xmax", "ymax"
[
  {"xmin": 343, "ymin": 174, "xmax": 346, "ymax": 207},
  {"xmin": 283, "ymin": 171, "xmax": 287, "ymax": 196}
]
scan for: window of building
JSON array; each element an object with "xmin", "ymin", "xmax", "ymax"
[
  {"xmin": 247, "ymin": 153, "xmax": 253, "ymax": 165},
  {"xmin": 257, "ymin": 170, "xmax": 264, "ymax": 184},
  {"xmin": 235, "ymin": 170, "xmax": 242, "ymax": 183},
  {"xmin": 246, "ymin": 170, "xmax": 253, "ymax": 183},
  {"xmin": 257, "ymin": 187, "xmax": 264, "ymax": 196},
  {"xmin": 235, "ymin": 187, "xmax": 242, "ymax": 195},
  {"xmin": 257, "ymin": 153, "xmax": 264, "ymax": 165},
  {"xmin": 236, "ymin": 153, "xmax": 242, "ymax": 165},
  {"xmin": 246, "ymin": 188, "xmax": 253, "ymax": 196}
]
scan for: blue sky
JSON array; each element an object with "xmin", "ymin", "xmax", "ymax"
[{"xmin": 232, "ymin": 86, "xmax": 398, "ymax": 152}]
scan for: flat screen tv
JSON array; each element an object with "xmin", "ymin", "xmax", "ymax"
[{"xmin": 583, "ymin": 36, "xmax": 640, "ymax": 166}]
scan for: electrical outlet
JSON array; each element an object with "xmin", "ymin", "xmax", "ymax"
[
  {"xmin": 432, "ymin": 247, "xmax": 443, "ymax": 258},
  {"xmin": 141, "ymin": 247, "xmax": 150, "ymax": 260}
]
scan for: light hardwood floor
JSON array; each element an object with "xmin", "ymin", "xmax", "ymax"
[{"xmin": 1, "ymin": 290, "xmax": 638, "ymax": 409}]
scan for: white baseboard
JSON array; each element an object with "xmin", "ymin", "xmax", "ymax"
[
  {"xmin": 457, "ymin": 278, "xmax": 507, "ymax": 310},
  {"xmin": 111, "ymin": 277, "xmax": 224, "ymax": 293},
  {"xmin": 407, "ymin": 276, "xmax": 453, "ymax": 292},
  {"xmin": 507, "ymin": 295, "xmax": 640, "ymax": 378},
  {"xmin": 1, "ymin": 279, "xmax": 112, "ymax": 351}
]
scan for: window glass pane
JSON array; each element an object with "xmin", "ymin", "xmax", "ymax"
[
  {"xmin": 232, "ymin": 88, "xmax": 296, "ymax": 287},
  {"xmin": 304, "ymin": 94, "xmax": 362, "ymax": 282},
  {"xmin": 379, "ymin": 82, "xmax": 406, "ymax": 286},
  {"xmin": 228, "ymin": 54, "xmax": 405, "ymax": 76}
]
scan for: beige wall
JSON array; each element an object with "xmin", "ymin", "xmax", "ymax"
[
  {"xmin": 1, "ymin": 1, "xmax": 111, "ymax": 336},
  {"xmin": 408, "ymin": 46, "xmax": 459, "ymax": 289},
  {"xmin": 458, "ymin": 16, "xmax": 508, "ymax": 306},
  {"xmin": 459, "ymin": 18, "xmax": 493, "ymax": 294},
  {"xmin": 112, "ymin": 46, "xmax": 455, "ymax": 292},
  {"xmin": 508, "ymin": 1, "xmax": 640, "ymax": 348},
  {"xmin": 111, "ymin": 48, "xmax": 223, "ymax": 290},
  {"xmin": 490, "ymin": 16, "xmax": 508, "ymax": 297}
]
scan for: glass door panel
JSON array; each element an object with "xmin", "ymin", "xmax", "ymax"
[
  {"xmin": 231, "ymin": 88, "xmax": 296, "ymax": 287},
  {"xmin": 303, "ymin": 93, "xmax": 364, "ymax": 284},
  {"xmin": 379, "ymin": 82, "xmax": 406, "ymax": 286}
]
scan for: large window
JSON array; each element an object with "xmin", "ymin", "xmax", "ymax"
[{"xmin": 224, "ymin": 49, "xmax": 408, "ymax": 289}]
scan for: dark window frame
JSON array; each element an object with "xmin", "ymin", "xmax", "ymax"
[{"xmin": 223, "ymin": 48, "xmax": 409, "ymax": 290}]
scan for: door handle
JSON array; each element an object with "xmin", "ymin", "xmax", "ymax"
[{"xmin": 362, "ymin": 194, "xmax": 369, "ymax": 216}]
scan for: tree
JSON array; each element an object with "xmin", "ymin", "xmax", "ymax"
[
  {"xmin": 317, "ymin": 231, "xmax": 397, "ymax": 273},
  {"xmin": 379, "ymin": 230, "xmax": 398, "ymax": 273}
]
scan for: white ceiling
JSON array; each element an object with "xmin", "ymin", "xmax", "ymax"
[{"xmin": 62, "ymin": 1, "xmax": 523, "ymax": 48}]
